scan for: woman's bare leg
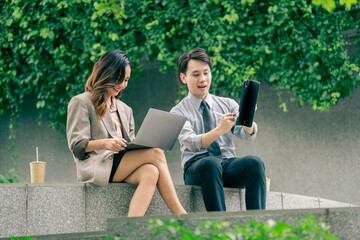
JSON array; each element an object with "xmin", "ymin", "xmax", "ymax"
[
  {"xmin": 121, "ymin": 164, "xmax": 159, "ymax": 217},
  {"xmin": 112, "ymin": 148, "xmax": 187, "ymax": 214}
]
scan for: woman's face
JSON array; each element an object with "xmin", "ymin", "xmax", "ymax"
[{"xmin": 106, "ymin": 64, "xmax": 131, "ymax": 98}]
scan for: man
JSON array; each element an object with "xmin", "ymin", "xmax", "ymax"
[{"xmin": 170, "ymin": 47, "xmax": 266, "ymax": 211}]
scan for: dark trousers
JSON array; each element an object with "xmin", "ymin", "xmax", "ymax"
[{"xmin": 184, "ymin": 154, "xmax": 266, "ymax": 211}]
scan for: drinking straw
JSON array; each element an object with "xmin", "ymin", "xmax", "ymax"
[{"xmin": 36, "ymin": 147, "xmax": 39, "ymax": 162}]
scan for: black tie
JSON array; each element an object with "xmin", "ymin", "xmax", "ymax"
[{"xmin": 201, "ymin": 101, "xmax": 221, "ymax": 157}]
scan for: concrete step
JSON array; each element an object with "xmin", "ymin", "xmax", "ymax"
[{"xmin": 107, "ymin": 207, "xmax": 360, "ymax": 240}]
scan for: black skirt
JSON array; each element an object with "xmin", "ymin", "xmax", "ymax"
[{"xmin": 109, "ymin": 150, "xmax": 128, "ymax": 182}]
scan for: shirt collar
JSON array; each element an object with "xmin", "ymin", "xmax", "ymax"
[
  {"xmin": 188, "ymin": 92, "xmax": 214, "ymax": 111},
  {"xmin": 107, "ymin": 97, "xmax": 117, "ymax": 113}
]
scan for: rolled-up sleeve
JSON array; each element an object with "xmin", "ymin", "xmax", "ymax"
[
  {"xmin": 177, "ymin": 120, "xmax": 204, "ymax": 152},
  {"xmin": 232, "ymin": 122, "xmax": 258, "ymax": 142},
  {"xmin": 72, "ymin": 139, "xmax": 90, "ymax": 160}
]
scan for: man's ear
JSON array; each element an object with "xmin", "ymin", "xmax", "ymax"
[{"xmin": 180, "ymin": 73, "xmax": 187, "ymax": 84}]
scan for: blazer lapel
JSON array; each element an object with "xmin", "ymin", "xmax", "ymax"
[
  {"xmin": 116, "ymin": 101, "xmax": 131, "ymax": 141},
  {"xmin": 101, "ymin": 111, "xmax": 119, "ymax": 139}
]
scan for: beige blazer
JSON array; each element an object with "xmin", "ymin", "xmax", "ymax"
[{"xmin": 66, "ymin": 91, "xmax": 135, "ymax": 186}]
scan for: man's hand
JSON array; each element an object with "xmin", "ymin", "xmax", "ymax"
[
  {"xmin": 216, "ymin": 113, "xmax": 236, "ymax": 134},
  {"xmin": 105, "ymin": 138, "xmax": 127, "ymax": 152},
  {"xmin": 243, "ymin": 125, "xmax": 254, "ymax": 135},
  {"xmin": 201, "ymin": 112, "xmax": 236, "ymax": 149}
]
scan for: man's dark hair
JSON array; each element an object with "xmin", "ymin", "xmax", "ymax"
[{"xmin": 178, "ymin": 47, "xmax": 211, "ymax": 75}]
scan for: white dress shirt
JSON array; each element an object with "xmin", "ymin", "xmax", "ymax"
[{"xmin": 171, "ymin": 93, "xmax": 258, "ymax": 169}]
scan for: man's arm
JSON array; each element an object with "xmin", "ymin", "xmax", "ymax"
[
  {"xmin": 201, "ymin": 113, "xmax": 236, "ymax": 148},
  {"xmin": 225, "ymin": 98, "xmax": 257, "ymax": 141},
  {"xmin": 171, "ymin": 107, "xmax": 203, "ymax": 152}
]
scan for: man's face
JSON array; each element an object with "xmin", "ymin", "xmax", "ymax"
[{"xmin": 180, "ymin": 59, "xmax": 211, "ymax": 100}]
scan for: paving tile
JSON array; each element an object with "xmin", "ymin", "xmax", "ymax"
[
  {"xmin": 282, "ymin": 192, "xmax": 319, "ymax": 209},
  {"xmin": 266, "ymin": 191, "xmax": 283, "ymax": 210}
]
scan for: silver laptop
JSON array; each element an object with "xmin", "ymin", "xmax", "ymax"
[{"xmin": 125, "ymin": 108, "xmax": 187, "ymax": 151}]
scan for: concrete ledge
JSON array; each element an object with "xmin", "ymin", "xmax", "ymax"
[
  {"xmin": 107, "ymin": 207, "xmax": 360, "ymax": 240},
  {"xmin": 27, "ymin": 183, "xmax": 86, "ymax": 235},
  {"xmin": 3, "ymin": 231, "xmax": 106, "ymax": 240},
  {"xmin": 0, "ymin": 183, "xmax": 27, "ymax": 237},
  {"xmin": 0, "ymin": 183, "xmax": 356, "ymax": 238}
]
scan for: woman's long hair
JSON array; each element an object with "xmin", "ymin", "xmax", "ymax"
[{"xmin": 85, "ymin": 50, "xmax": 131, "ymax": 119}]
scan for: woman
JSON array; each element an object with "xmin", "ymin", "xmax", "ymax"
[{"xmin": 66, "ymin": 49, "xmax": 187, "ymax": 217}]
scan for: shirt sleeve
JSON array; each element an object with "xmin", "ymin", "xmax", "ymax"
[
  {"xmin": 232, "ymin": 122, "xmax": 258, "ymax": 141},
  {"xmin": 170, "ymin": 107, "xmax": 204, "ymax": 152},
  {"xmin": 66, "ymin": 96, "xmax": 92, "ymax": 160}
]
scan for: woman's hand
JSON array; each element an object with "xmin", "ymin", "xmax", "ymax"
[{"xmin": 105, "ymin": 138, "xmax": 127, "ymax": 152}]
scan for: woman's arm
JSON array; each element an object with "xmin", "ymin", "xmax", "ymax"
[
  {"xmin": 67, "ymin": 96, "xmax": 126, "ymax": 158},
  {"xmin": 67, "ymin": 96, "xmax": 92, "ymax": 160},
  {"xmin": 85, "ymin": 138, "xmax": 127, "ymax": 153}
]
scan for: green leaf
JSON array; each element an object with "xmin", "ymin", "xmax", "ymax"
[{"xmin": 36, "ymin": 100, "xmax": 45, "ymax": 109}]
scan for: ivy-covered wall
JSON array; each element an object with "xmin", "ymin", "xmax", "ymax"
[{"xmin": 1, "ymin": 0, "xmax": 359, "ymax": 131}]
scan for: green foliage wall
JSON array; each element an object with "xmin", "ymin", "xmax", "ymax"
[
  {"xmin": 1, "ymin": 0, "xmax": 359, "ymax": 133},
  {"xmin": 137, "ymin": 0, "xmax": 360, "ymax": 111},
  {"xmin": 0, "ymin": 0, "xmax": 142, "ymax": 131}
]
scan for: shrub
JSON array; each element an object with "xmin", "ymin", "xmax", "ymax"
[{"xmin": 148, "ymin": 214, "xmax": 338, "ymax": 240}]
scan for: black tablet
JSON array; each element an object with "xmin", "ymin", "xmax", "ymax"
[{"xmin": 236, "ymin": 80, "xmax": 260, "ymax": 127}]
